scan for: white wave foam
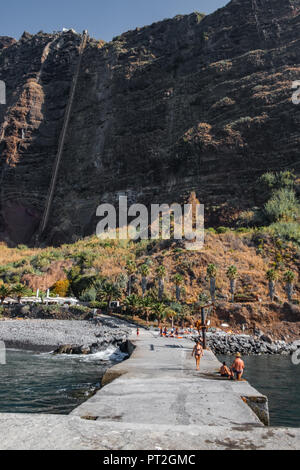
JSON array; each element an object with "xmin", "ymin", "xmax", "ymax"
[
  {"xmin": 85, "ymin": 346, "xmax": 128, "ymax": 362},
  {"xmin": 37, "ymin": 345, "xmax": 128, "ymax": 362}
]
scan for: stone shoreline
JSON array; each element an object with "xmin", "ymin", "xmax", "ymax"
[
  {"xmin": 207, "ymin": 332, "xmax": 299, "ymax": 356},
  {"xmin": 0, "ymin": 317, "xmax": 130, "ymax": 353}
]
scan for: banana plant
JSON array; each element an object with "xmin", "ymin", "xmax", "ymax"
[
  {"xmin": 226, "ymin": 265, "xmax": 238, "ymax": 302},
  {"xmin": 207, "ymin": 264, "xmax": 217, "ymax": 303},
  {"xmin": 283, "ymin": 270, "xmax": 296, "ymax": 303}
]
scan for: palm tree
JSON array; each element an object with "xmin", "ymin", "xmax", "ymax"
[
  {"xmin": 126, "ymin": 260, "xmax": 137, "ymax": 296},
  {"xmin": 141, "ymin": 296, "xmax": 153, "ymax": 323},
  {"xmin": 140, "ymin": 264, "xmax": 150, "ymax": 298},
  {"xmin": 98, "ymin": 282, "xmax": 121, "ymax": 311},
  {"xmin": 283, "ymin": 270, "xmax": 296, "ymax": 303},
  {"xmin": 266, "ymin": 269, "xmax": 279, "ymax": 302},
  {"xmin": 152, "ymin": 302, "xmax": 167, "ymax": 325},
  {"xmin": 0, "ymin": 284, "xmax": 11, "ymax": 304},
  {"xmin": 173, "ymin": 274, "xmax": 184, "ymax": 302},
  {"xmin": 11, "ymin": 283, "xmax": 28, "ymax": 303},
  {"xmin": 124, "ymin": 294, "xmax": 141, "ymax": 316},
  {"xmin": 226, "ymin": 265, "xmax": 238, "ymax": 302},
  {"xmin": 165, "ymin": 307, "xmax": 177, "ymax": 329},
  {"xmin": 156, "ymin": 265, "xmax": 166, "ymax": 300},
  {"xmin": 207, "ymin": 264, "xmax": 217, "ymax": 302}
]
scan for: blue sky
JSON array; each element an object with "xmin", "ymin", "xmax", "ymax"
[{"xmin": 1, "ymin": 0, "xmax": 228, "ymax": 41}]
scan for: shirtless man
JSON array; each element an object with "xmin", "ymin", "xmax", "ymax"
[
  {"xmin": 231, "ymin": 353, "xmax": 245, "ymax": 381},
  {"xmin": 192, "ymin": 340, "xmax": 203, "ymax": 371}
]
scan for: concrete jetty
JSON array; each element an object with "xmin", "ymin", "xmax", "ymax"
[{"xmin": 0, "ymin": 328, "xmax": 300, "ymax": 450}]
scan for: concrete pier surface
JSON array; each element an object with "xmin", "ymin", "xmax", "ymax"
[{"xmin": 0, "ymin": 328, "xmax": 300, "ymax": 450}]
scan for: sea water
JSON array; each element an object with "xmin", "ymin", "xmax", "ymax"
[
  {"xmin": 0, "ymin": 347, "xmax": 127, "ymax": 414},
  {"xmin": 218, "ymin": 354, "xmax": 300, "ymax": 428}
]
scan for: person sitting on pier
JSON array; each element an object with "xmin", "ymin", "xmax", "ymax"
[
  {"xmin": 192, "ymin": 340, "xmax": 203, "ymax": 371},
  {"xmin": 231, "ymin": 353, "xmax": 245, "ymax": 381},
  {"xmin": 219, "ymin": 362, "xmax": 233, "ymax": 379}
]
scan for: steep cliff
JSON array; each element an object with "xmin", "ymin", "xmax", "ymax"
[{"xmin": 0, "ymin": 0, "xmax": 300, "ymax": 245}]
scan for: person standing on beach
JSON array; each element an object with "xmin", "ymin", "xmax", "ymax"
[{"xmin": 192, "ymin": 340, "xmax": 203, "ymax": 371}]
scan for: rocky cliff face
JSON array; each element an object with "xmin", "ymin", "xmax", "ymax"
[{"xmin": 0, "ymin": 0, "xmax": 300, "ymax": 245}]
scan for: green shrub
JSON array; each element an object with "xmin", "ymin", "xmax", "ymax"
[
  {"xmin": 264, "ymin": 188, "xmax": 299, "ymax": 223},
  {"xmin": 89, "ymin": 300, "xmax": 107, "ymax": 309},
  {"xmin": 31, "ymin": 255, "xmax": 51, "ymax": 271},
  {"xmin": 270, "ymin": 222, "xmax": 300, "ymax": 244},
  {"xmin": 80, "ymin": 287, "xmax": 97, "ymax": 302},
  {"xmin": 216, "ymin": 226, "xmax": 230, "ymax": 234},
  {"xmin": 68, "ymin": 305, "xmax": 92, "ymax": 317},
  {"xmin": 258, "ymin": 171, "xmax": 295, "ymax": 196},
  {"xmin": 17, "ymin": 245, "xmax": 28, "ymax": 250}
]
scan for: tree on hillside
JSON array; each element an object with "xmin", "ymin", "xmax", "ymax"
[
  {"xmin": 0, "ymin": 284, "xmax": 11, "ymax": 304},
  {"xmin": 283, "ymin": 270, "xmax": 296, "ymax": 303},
  {"xmin": 173, "ymin": 274, "xmax": 184, "ymax": 302},
  {"xmin": 140, "ymin": 264, "xmax": 150, "ymax": 298},
  {"xmin": 76, "ymin": 251, "xmax": 96, "ymax": 273},
  {"xmin": 126, "ymin": 260, "xmax": 137, "ymax": 296},
  {"xmin": 141, "ymin": 296, "xmax": 154, "ymax": 324},
  {"xmin": 124, "ymin": 294, "xmax": 141, "ymax": 316},
  {"xmin": 266, "ymin": 269, "xmax": 279, "ymax": 302},
  {"xmin": 156, "ymin": 265, "xmax": 166, "ymax": 301},
  {"xmin": 11, "ymin": 283, "xmax": 28, "ymax": 303},
  {"xmin": 165, "ymin": 307, "xmax": 177, "ymax": 329},
  {"xmin": 152, "ymin": 302, "xmax": 167, "ymax": 325},
  {"xmin": 51, "ymin": 279, "xmax": 70, "ymax": 297},
  {"xmin": 226, "ymin": 265, "xmax": 238, "ymax": 303},
  {"xmin": 97, "ymin": 282, "xmax": 120, "ymax": 311},
  {"xmin": 207, "ymin": 264, "xmax": 217, "ymax": 302}
]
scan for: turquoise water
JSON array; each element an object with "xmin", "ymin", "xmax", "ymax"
[
  {"xmin": 218, "ymin": 354, "xmax": 300, "ymax": 428},
  {"xmin": 0, "ymin": 348, "xmax": 125, "ymax": 414}
]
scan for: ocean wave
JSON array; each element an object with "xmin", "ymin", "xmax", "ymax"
[
  {"xmin": 83, "ymin": 346, "xmax": 128, "ymax": 362},
  {"xmin": 36, "ymin": 345, "xmax": 128, "ymax": 362}
]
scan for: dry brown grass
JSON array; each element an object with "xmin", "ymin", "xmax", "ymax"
[
  {"xmin": 0, "ymin": 230, "xmax": 298, "ymax": 302},
  {"xmin": 0, "ymin": 242, "xmax": 41, "ymax": 265}
]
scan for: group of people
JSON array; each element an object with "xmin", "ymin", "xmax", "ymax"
[
  {"xmin": 219, "ymin": 353, "xmax": 245, "ymax": 381},
  {"xmin": 159, "ymin": 326, "xmax": 181, "ymax": 338},
  {"xmin": 192, "ymin": 340, "xmax": 245, "ymax": 381},
  {"xmin": 138, "ymin": 327, "xmax": 245, "ymax": 381}
]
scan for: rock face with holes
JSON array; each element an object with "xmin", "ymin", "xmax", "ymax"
[{"xmin": 0, "ymin": 0, "xmax": 300, "ymax": 245}]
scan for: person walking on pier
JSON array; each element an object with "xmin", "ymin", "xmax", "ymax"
[{"xmin": 192, "ymin": 340, "xmax": 203, "ymax": 371}]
